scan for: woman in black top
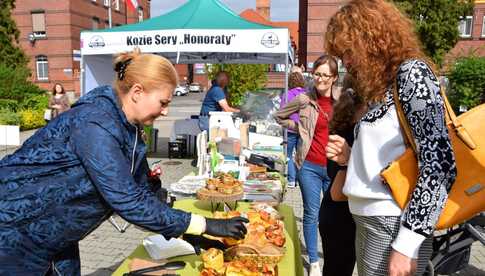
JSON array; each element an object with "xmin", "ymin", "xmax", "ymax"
[{"xmin": 319, "ymin": 76, "xmax": 366, "ymax": 276}]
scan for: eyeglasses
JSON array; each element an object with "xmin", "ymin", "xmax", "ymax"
[{"xmin": 313, "ymin": 72, "xmax": 335, "ymax": 80}]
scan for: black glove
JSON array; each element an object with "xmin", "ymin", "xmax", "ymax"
[
  {"xmin": 182, "ymin": 234, "xmax": 226, "ymax": 255},
  {"xmin": 205, "ymin": 216, "xmax": 249, "ymax": 240}
]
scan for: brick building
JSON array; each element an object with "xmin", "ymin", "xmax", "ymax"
[
  {"xmin": 240, "ymin": 0, "xmax": 299, "ymax": 89},
  {"xmin": 12, "ymin": 0, "xmax": 150, "ymax": 97},
  {"xmin": 448, "ymin": 0, "xmax": 485, "ymax": 63},
  {"xmin": 298, "ymin": 0, "xmax": 485, "ymax": 71},
  {"xmin": 298, "ymin": 0, "xmax": 348, "ymax": 71}
]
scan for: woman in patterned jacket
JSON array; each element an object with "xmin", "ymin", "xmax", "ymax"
[
  {"xmin": 324, "ymin": 1, "xmax": 456, "ymax": 275},
  {"xmin": 0, "ymin": 49, "xmax": 248, "ymax": 276}
]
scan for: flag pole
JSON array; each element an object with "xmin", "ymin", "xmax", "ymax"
[{"xmin": 108, "ymin": 0, "xmax": 113, "ymax": 28}]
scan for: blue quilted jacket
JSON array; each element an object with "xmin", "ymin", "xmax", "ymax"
[{"xmin": 0, "ymin": 86, "xmax": 191, "ymax": 275}]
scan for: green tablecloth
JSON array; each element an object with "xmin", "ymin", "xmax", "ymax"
[{"xmin": 112, "ymin": 199, "xmax": 304, "ymax": 276}]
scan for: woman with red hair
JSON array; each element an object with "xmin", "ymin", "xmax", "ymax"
[{"xmin": 325, "ymin": 1, "xmax": 456, "ymax": 275}]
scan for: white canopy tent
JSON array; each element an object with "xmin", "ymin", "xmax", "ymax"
[{"xmin": 80, "ymin": 0, "xmax": 293, "ymax": 95}]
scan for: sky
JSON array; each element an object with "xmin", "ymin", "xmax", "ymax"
[{"xmin": 150, "ymin": 0, "xmax": 299, "ymax": 21}]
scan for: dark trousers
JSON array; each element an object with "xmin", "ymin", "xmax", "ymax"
[{"xmin": 319, "ymin": 198, "xmax": 356, "ymax": 276}]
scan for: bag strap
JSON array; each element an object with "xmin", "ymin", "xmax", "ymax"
[
  {"xmin": 393, "ymin": 77, "xmax": 477, "ymax": 152},
  {"xmin": 440, "ymin": 87, "xmax": 477, "ymax": 149}
]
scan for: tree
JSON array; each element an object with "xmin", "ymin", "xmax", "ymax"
[
  {"xmin": 207, "ymin": 64, "xmax": 268, "ymax": 106},
  {"xmin": 0, "ymin": 0, "xmax": 28, "ymax": 67},
  {"xmin": 394, "ymin": 0, "xmax": 474, "ymax": 67},
  {"xmin": 448, "ymin": 56, "xmax": 485, "ymax": 112}
]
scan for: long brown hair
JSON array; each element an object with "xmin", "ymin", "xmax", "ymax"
[
  {"xmin": 52, "ymin": 83, "xmax": 65, "ymax": 96},
  {"xmin": 329, "ymin": 74, "xmax": 364, "ymax": 134},
  {"xmin": 325, "ymin": 0, "xmax": 433, "ymax": 102},
  {"xmin": 288, "ymin": 72, "xmax": 305, "ymax": 90}
]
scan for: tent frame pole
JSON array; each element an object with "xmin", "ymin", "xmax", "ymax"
[
  {"xmin": 80, "ymin": 55, "xmax": 84, "ymax": 96},
  {"xmin": 283, "ymin": 52, "xmax": 289, "ymax": 182}
]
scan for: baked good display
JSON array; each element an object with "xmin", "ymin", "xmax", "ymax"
[
  {"xmin": 197, "ymin": 173, "xmax": 244, "ymax": 202},
  {"xmin": 198, "ymin": 203, "xmax": 285, "ymax": 275},
  {"xmin": 200, "ymin": 257, "xmax": 277, "ymax": 276},
  {"xmin": 202, "ymin": 248, "xmax": 225, "ymax": 273},
  {"xmin": 246, "ymin": 172, "xmax": 279, "ymax": 181}
]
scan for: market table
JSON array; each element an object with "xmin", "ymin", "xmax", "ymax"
[{"xmin": 112, "ymin": 199, "xmax": 304, "ymax": 276}]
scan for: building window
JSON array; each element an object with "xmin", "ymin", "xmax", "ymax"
[
  {"xmin": 104, "ymin": 0, "xmax": 109, "ymax": 6},
  {"xmin": 92, "ymin": 17, "xmax": 100, "ymax": 29},
  {"xmin": 104, "ymin": 20, "xmax": 110, "ymax": 29},
  {"xmin": 482, "ymin": 16, "xmax": 485, "ymax": 37},
  {"xmin": 138, "ymin": 7, "xmax": 144, "ymax": 22},
  {"xmin": 114, "ymin": 0, "xmax": 120, "ymax": 11},
  {"xmin": 31, "ymin": 11, "xmax": 46, "ymax": 37},
  {"xmin": 459, "ymin": 16, "xmax": 473, "ymax": 37},
  {"xmin": 36, "ymin": 55, "xmax": 48, "ymax": 81}
]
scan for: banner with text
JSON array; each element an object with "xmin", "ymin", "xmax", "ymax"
[{"xmin": 81, "ymin": 29, "xmax": 288, "ymax": 56}]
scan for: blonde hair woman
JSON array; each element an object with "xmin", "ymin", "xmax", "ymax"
[{"xmin": 0, "ymin": 49, "xmax": 247, "ymax": 275}]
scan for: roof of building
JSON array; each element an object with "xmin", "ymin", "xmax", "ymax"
[{"xmin": 240, "ymin": 9, "xmax": 299, "ymax": 47}]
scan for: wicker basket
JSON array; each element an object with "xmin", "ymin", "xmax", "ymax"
[
  {"xmin": 196, "ymin": 188, "xmax": 243, "ymax": 202},
  {"xmin": 224, "ymin": 244, "xmax": 285, "ymax": 266}
]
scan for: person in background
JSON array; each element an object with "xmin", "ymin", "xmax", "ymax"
[
  {"xmin": 279, "ymin": 72, "xmax": 307, "ymax": 188},
  {"xmin": 275, "ymin": 54, "xmax": 338, "ymax": 276},
  {"xmin": 0, "ymin": 49, "xmax": 248, "ymax": 275},
  {"xmin": 198, "ymin": 71, "xmax": 240, "ymax": 132},
  {"xmin": 325, "ymin": 1, "xmax": 456, "ymax": 275},
  {"xmin": 291, "ymin": 64, "xmax": 304, "ymax": 74},
  {"xmin": 49, "ymin": 83, "xmax": 70, "ymax": 119},
  {"xmin": 319, "ymin": 75, "xmax": 366, "ymax": 276}
]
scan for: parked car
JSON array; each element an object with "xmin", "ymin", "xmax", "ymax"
[
  {"xmin": 189, "ymin": 82, "xmax": 202, "ymax": 93},
  {"xmin": 173, "ymin": 85, "xmax": 189, "ymax": 96}
]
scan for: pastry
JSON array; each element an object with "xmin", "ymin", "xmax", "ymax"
[
  {"xmin": 262, "ymin": 264, "xmax": 277, "ymax": 276},
  {"xmin": 225, "ymin": 260, "xmax": 259, "ymax": 276},
  {"xmin": 200, "ymin": 267, "xmax": 220, "ymax": 276},
  {"xmin": 202, "ymin": 248, "xmax": 224, "ymax": 272}
]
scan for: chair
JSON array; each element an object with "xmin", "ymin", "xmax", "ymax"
[{"xmin": 168, "ymin": 137, "xmax": 186, "ymax": 159}]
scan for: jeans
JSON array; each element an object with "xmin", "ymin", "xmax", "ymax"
[
  {"xmin": 287, "ymin": 132, "xmax": 299, "ymax": 183},
  {"xmin": 198, "ymin": 116, "xmax": 209, "ymax": 132},
  {"xmin": 298, "ymin": 160, "xmax": 330, "ymax": 263}
]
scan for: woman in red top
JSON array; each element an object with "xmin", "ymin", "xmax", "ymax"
[{"xmin": 275, "ymin": 55, "xmax": 338, "ymax": 276}]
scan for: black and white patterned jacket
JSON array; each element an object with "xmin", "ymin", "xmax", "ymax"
[{"xmin": 343, "ymin": 59, "xmax": 456, "ymax": 258}]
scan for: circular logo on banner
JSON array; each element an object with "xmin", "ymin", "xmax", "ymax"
[
  {"xmin": 88, "ymin": 35, "xmax": 106, "ymax": 48},
  {"xmin": 261, "ymin": 32, "xmax": 280, "ymax": 48}
]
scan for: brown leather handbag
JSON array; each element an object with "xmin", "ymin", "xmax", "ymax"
[{"xmin": 381, "ymin": 83, "xmax": 485, "ymax": 230}]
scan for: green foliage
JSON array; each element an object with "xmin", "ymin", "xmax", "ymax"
[
  {"xmin": 0, "ymin": 63, "xmax": 48, "ymax": 124},
  {"xmin": 448, "ymin": 56, "xmax": 485, "ymax": 111},
  {"xmin": 19, "ymin": 93, "xmax": 49, "ymax": 110},
  {"xmin": 0, "ymin": 108, "xmax": 20, "ymax": 125},
  {"xmin": 143, "ymin": 125, "xmax": 153, "ymax": 151},
  {"xmin": 0, "ymin": 0, "xmax": 28, "ymax": 66},
  {"xmin": 19, "ymin": 109, "xmax": 45, "ymax": 130},
  {"xmin": 0, "ymin": 99, "xmax": 19, "ymax": 110},
  {"xmin": 207, "ymin": 64, "xmax": 268, "ymax": 106},
  {"xmin": 394, "ymin": 0, "xmax": 474, "ymax": 67},
  {"xmin": 0, "ymin": 2, "xmax": 47, "ymax": 130}
]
